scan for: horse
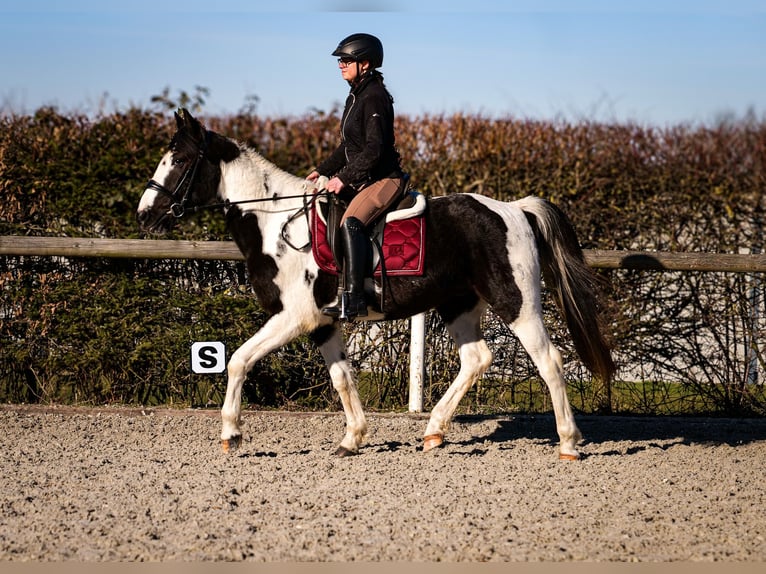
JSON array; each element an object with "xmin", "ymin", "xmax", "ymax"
[{"xmin": 137, "ymin": 108, "xmax": 615, "ymax": 460}]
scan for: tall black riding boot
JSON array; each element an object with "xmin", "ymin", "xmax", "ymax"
[{"xmin": 322, "ymin": 216, "xmax": 369, "ymax": 321}]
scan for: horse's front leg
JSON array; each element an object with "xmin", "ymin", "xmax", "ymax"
[
  {"xmin": 312, "ymin": 324, "xmax": 367, "ymax": 456},
  {"xmin": 220, "ymin": 314, "xmax": 306, "ymax": 452}
]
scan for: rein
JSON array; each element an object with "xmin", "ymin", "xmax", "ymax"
[
  {"xmin": 183, "ymin": 190, "xmax": 330, "ymax": 215},
  {"xmin": 147, "ymin": 127, "xmax": 330, "ymax": 251}
]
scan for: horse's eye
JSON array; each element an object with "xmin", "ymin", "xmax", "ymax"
[{"xmin": 172, "ymin": 157, "xmax": 185, "ymax": 166}]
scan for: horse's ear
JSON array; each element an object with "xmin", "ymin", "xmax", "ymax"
[
  {"xmin": 176, "ymin": 107, "xmax": 192, "ymax": 128},
  {"xmin": 175, "ymin": 107, "xmax": 204, "ymax": 139}
]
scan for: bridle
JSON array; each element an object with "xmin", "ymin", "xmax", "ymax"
[
  {"xmin": 145, "ymin": 131, "xmax": 210, "ymax": 219},
  {"xmin": 146, "ymin": 128, "xmax": 330, "ymax": 220},
  {"xmin": 144, "ymin": 127, "xmax": 330, "ymax": 251}
]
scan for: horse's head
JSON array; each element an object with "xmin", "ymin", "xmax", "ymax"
[{"xmin": 136, "ymin": 108, "xmax": 219, "ymax": 234}]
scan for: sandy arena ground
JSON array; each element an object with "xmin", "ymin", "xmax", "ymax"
[{"xmin": 1, "ymin": 404, "xmax": 764, "ymax": 562}]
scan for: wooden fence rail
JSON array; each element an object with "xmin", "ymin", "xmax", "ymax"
[
  {"xmin": 1, "ymin": 236, "xmax": 766, "ymax": 272},
  {"xmin": 2, "ymin": 235, "xmax": 764, "ymax": 412}
]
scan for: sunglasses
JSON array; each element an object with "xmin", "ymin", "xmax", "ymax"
[{"xmin": 337, "ymin": 57, "xmax": 356, "ymax": 67}]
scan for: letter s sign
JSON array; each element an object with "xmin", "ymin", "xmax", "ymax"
[{"xmin": 190, "ymin": 341, "xmax": 226, "ymax": 374}]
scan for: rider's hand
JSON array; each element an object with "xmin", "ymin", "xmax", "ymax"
[
  {"xmin": 326, "ymin": 177, "xmax": 345, "ymax": 194},
  {"xmin": 306, "ymin": 170, "xmax": 320, "ymax": 182}
]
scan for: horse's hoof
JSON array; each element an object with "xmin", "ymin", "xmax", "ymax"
[
  {"xmin": 334, "ymin": 446, "xmax": 357, "ymax": 457},
  {"xmin": 422, "ymin": 433, "xmax": 444, "ymax": 452},
  {"xmin": 559, "ymin": 452, "xmax": 580, "ymax": 461},
  {"xmin": 221, "ymin": 435, "xmax": 242, "ymax": 453}
]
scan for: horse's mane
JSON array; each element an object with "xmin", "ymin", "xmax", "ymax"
[
  {"xmin": 172, "ymin": 124, "xmax": 306, "ymax": 193},
  {"xmin": 231, "ymin": 138, "xmax": 306, "ymax": 192}
]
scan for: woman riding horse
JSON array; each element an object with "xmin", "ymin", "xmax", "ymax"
[{"xmin": 306, "ymin": 33, "xmax": 407, "ymax": 321}]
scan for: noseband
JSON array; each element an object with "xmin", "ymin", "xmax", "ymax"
[{"xmin": 145, "ymin": 130, "xmax": 209, "ymax": 218}]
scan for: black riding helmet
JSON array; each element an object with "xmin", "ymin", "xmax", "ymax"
[{"xmin": 332, "ymin": 33, "xmax": 383, "ymax": 68}]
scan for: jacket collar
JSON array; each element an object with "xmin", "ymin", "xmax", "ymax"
[{"xmin": 349, "ymin": 70, "xmax": 378, "ymax": 94}]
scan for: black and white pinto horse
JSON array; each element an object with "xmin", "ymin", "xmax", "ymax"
[{"xmin": 137, "ymin": 109, "xmax": 615, "ymax": 460}]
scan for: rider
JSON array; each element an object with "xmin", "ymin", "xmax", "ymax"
[{"xmin": 307, "ymin": 33, "xmax": 406, "ymax": 321}]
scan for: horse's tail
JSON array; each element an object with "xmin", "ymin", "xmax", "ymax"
[{"xmin": 516, "ymin": 196, "xmax": 616, "ymax": 384}]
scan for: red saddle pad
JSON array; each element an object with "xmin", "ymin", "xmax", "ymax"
[{"xmin": 311, "ymin": 205, "xmax": 426, "ymax": 277}]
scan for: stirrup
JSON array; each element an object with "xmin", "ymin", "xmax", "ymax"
[{"xmin": 322, "ymin": 292, "xmax": 368, "ymax": 321}]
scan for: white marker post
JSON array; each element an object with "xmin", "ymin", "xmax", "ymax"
[{"xmin": 408, "ymin": 313, "xmax": 425, "ymax": 412}]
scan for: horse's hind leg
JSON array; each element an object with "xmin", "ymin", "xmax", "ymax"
[
  {"xmin": 313, "ymin": 325, "xmax": 368, "ymax": 456},
  {"xmin": 510, "ymin": 313, "xmax": 582, "ymax": 460},
  {"xmin": 423, "ymin": 304, "xmax": 493, "ymax": 451}
]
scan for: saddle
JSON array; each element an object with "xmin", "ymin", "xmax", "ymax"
[{"xmin": 310, "ymin": 187, "xmax": 427, "ymax": 278}]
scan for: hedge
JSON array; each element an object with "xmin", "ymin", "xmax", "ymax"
[{"xmin": 1, "ymin": 106, "xmax": 764, "ymax": 414}]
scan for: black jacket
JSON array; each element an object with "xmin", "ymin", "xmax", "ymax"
[{"xmin": 317, "ymin": 71, "xmax": 402, "ymax": 191}]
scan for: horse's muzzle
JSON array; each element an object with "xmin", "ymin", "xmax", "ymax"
[{"xmin": 136, "ymin": 208, "xmax": 174, "ymax": 235}]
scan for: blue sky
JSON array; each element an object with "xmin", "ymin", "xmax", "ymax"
[{"xmin": 1, "ymin": 0, "xmax": 765, "ymax": 126}]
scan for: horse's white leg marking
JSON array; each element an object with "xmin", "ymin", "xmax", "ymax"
[
  {"xmin": 423, "ymin": 306, "xmax": 492, "ymax": 451},
  {"xmin": 511, "ymin": 313, "xmax": 582, "ymax": 459},
  {"xmin": 220, "ymin": 313, "xmax": 306, "ymax": 448},
  {"xmin": 491, "ymin": 198, "xmax": 581, "ymax": 459},
  {"xmin": 317, "ymin": 328, "xmax": 367, "ymax": 455}
]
